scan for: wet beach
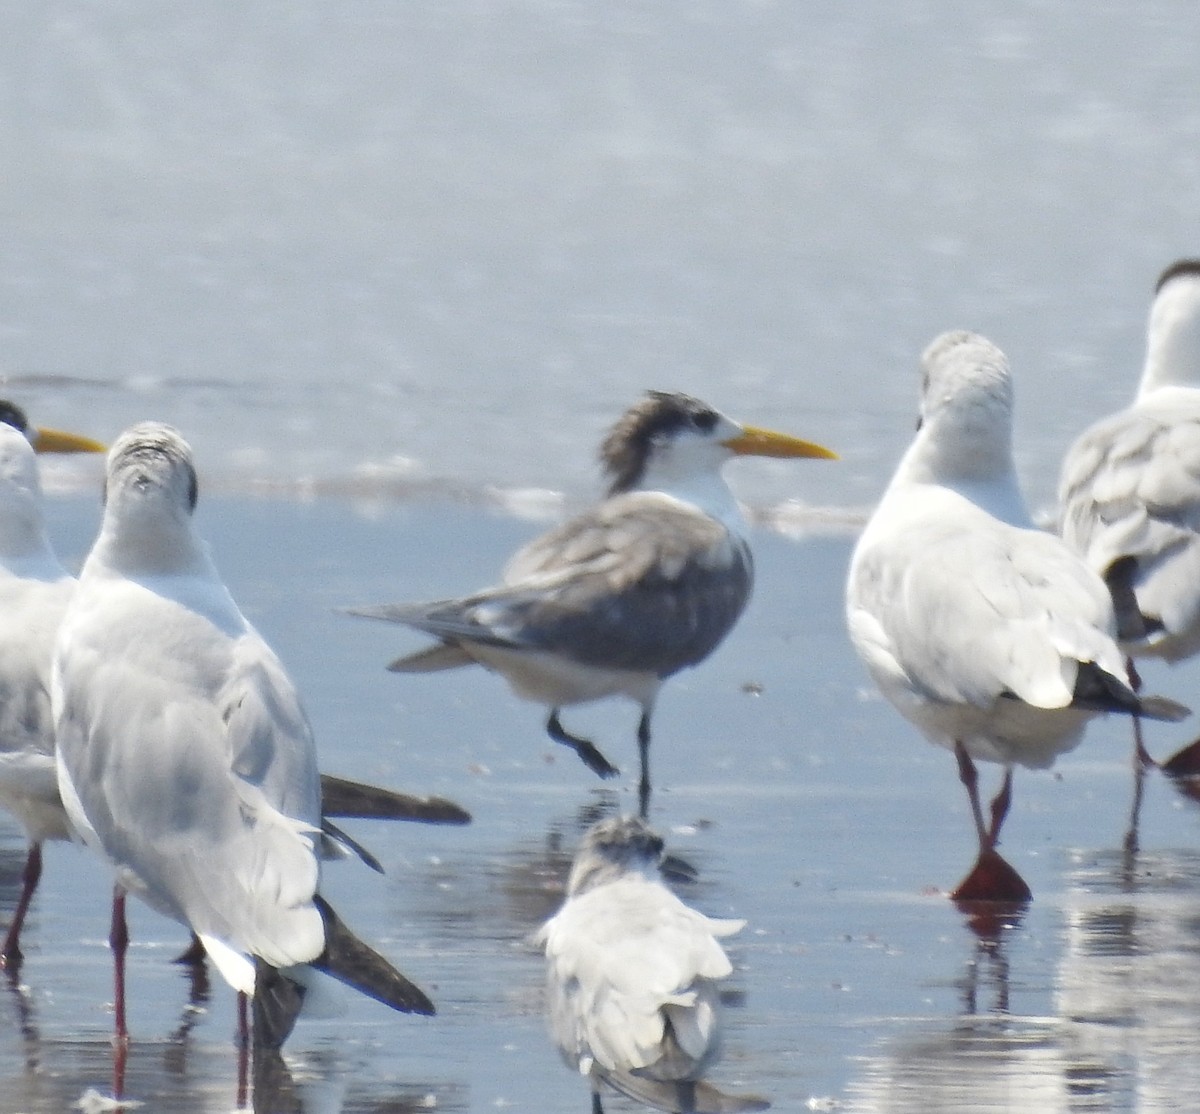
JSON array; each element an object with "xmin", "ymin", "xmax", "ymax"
[{"xmin": 3, "ymin": 495, "xmax": 1200, "ymax": 1112}]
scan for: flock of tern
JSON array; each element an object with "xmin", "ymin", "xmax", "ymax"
[{"xmin": 2, "ymin": 257, "xmax": 1200, "ymax": 1111}]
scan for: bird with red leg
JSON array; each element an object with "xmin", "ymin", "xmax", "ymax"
[{"xmin": 846, "ymin": 331, "xmax": 1189, "ymax": 904}]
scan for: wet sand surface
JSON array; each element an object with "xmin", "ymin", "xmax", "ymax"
[{"xmin": 3, "ymin": 496, "xmax": 1200, "ymax": 1113}]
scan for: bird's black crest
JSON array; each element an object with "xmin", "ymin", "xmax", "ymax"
[
  {"xmin": 1155, "ymin": 259, "xmax": 1200, "ymax": 294},
  {"xmin": 600, "ymin": 391, "xmax": 720, "ymax": 495},
  {"xmin": 0, "ymin": 400, "xmax": 30, "ymax": 435}
]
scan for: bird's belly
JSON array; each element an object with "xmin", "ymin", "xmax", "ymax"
[
  {"xmin": 468, "ymin": 646, "xmax": 658, "ymax": 707},
  {"xmin": 900, "ymin": 693, "xmax": 1093, "ymax": 770}
]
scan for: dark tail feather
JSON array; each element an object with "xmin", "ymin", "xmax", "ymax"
[
  {"xmin": 252, "ymin": 959, "xmax": 307, "ymax": 1049},
  {"xmin": 1137, "ymin": 694, "xmax": 1191, "ymax": 722},
  {"xmin": 311, "ymin": 895, "xmax": 435, "ymax": 1016},
  {"xmin": 595, "ymin": 1066, "xmax": 770, "ymax": 1114},
  {"xmin": 1104, "ymin": 557, "xmax": 1163, "ymax": 643},
  {"xmin": 320, "ymin": 773, "xmax": 471, "ymax": 825},
  {"xmin": 320, "ymin": 818, "xmax": 384, "ymax": 874},
  {"xmin": 1072, "ymin": 661, "xmax": 1189, "ymax": 721}
]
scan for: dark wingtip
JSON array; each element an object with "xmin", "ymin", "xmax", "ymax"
[
  {"xmin": 1137, "ymin": 694, "xmax": 1191, "ymax": 723},
  {"xmin": 320, "ymin": 773, "xmax": 472, "ymax": 824},
  {"xmin": 253, "ymin": 959, "xmax": 307, "ymax": 1049},
  {"xmin": 312, "ymin": 896, "xmax": 435, "ymax": 1016}
]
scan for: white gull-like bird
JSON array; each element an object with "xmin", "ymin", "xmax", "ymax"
[
  {"xmin": 536, "ymin": 815, "xmax": 769, "ymax": 1114},
  {"xmin": 0, "ymin": 403, "xmax": 104, "ymax": 969},
  {"xmin": 347, "ymin": 390, "xmax": 835, "ymax": 816},
  {"xmin": 51, "ymin": 422, "xmax": 435, "ymax": 1049},
  {"xmin": 845, "ymin": 331, "xmax": 1187, "ymax": 902},
  {"xmin": 1058, "ymin": 259, "xmax": 1200, "ymax": 773},
  {"xmin": 0, "ymin": 405, "xmax": 466, "ymax": 975}
]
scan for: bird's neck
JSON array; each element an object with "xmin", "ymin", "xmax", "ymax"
[
  {"xmin": 1139, "ymin": 300, "xmax": 1200, "ymax": 395},
  {"xmin": 91, "ymin": 503, "xmax": 214, "ymax": 580},
  {"xmin": 893, "ymin": 431, "xmax": 1030, "ymax": 527},
  {"xmin": 630, "ymin": 464, "xmax": 746, "ymax": 534},
  {"xmin": 0, "ymin": 504, "xmax": 60, "ymax": 571}
]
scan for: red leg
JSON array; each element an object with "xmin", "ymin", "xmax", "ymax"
[
  {"xmin": 987, "ymin": 769, "xmax": 1014, "ymax": 848},
  {"xmin": 954, "ymin": 742, "xmax": 989, "ymax": 852},
  {"xmin": 0, "ymin": 842, "xmax": 43, "ymax": 971},
  {"xmin": 951, "ymin": 748, "xmax": 1031, "ymax": 904},
  {"xmin": 110, "ymin": 888, "xmax": 129, "ymax": 1045},
  {"xmin": 237, "ymin": 991, "xmax": 250, "ymax": 1108},
  {"xmin": 110, "ymin": 888, "xmax": 129, "ymax": 1102}
]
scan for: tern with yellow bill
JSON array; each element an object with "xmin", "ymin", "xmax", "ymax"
[
  {"xmin": 0, "ymin": 401, "xmax": 103, "ymax": 970},
  {"xmin": 347, "ymin": 390, "xmax": 835, "ymax": 815}
]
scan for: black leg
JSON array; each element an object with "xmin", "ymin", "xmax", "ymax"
[
  {"xmin": 546, "ymin": 711, "xmax": 619, "ymax": 779},
  {"xmin": 592, "ymin": 1090, "xmax": 604, "ymax": 1114},
  {"xmin": 637, "ymin": 711, "xmax": 652, "ymax": 818}
]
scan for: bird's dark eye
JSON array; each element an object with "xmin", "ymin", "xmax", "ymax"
[{"xmin": 692, "ymin": 409, "xmax": 718, "ymax": 432}]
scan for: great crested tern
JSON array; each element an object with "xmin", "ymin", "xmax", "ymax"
[
  {"xmin": 0, "ymin": 403, "xmax": 103, "ymax": 969},
  {"xmin": 348, "ymin": 390, "xmax": 835, "ymax": 815},
  {"xmin": 1058, "ymin": 260, "xmax": 1200, "ymax": 773},
  {"xmin": 846, "ymin": 331, "xmax": 1188, "ymax": 902},
  {"xmin": 536, "ymin": 815, "xmax": 769, "ymax": 1114},
  {"xmin": 52, "ymin": 423, "xmax": 435, "ymax": 1049}
]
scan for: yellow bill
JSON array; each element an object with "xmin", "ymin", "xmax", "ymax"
[
  {"xmin": 723, "ymin": 425, "xmax": 838, "ymax": 460},
  {"xmin": 33, "ymin": 427, "xmax": 107, "ymax": 454}
]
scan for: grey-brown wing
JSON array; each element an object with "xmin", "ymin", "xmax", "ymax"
[{"xmin": 360, "ymin": 497, "xmax": 753, "ymax": 677}]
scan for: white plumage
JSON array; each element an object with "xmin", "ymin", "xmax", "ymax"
[
  {"xmin": 0, "ymin": 408, "xmax": 104, "ymax": 968},
  {"xmin": 1059, "ymin": 261, "xmax": 1200, "ymax": 671},
  {"xmin": 846, "ymin": 331, "xmax": 1186, "ymax": 899},
  {"xmin": 537, "ymin": 815, "xmax": 768, "ymax": 1114},
  {"xmin": 52, "ymin": 422, "xmax": 432, "ymax": 1045}
]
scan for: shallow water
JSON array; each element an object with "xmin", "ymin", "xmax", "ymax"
[
  {"xmin": 4, "ymin": 497, "xmax": 1200, "ymax": 1113},
  {"xmin": 4, "ymin": 2, "xmax": 1200, "ymax": 516},
  {"xmin": 5, "ymin": 3, "xmax": 1200, "ymax": 1111}
]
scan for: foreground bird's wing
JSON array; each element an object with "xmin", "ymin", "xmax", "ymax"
[
  {"xmin": 1059, "ymin": 393, "xmax": 1200, "ymax": 641},
  {"xmin": 849, "ymin": 494, "xmax": 1125, "ymax": 712},
  {"xmin": 319, "ymin": 773, "xmax": 471, "ymax": 824},
  {"xmin": 54, "ymin": 579, "xmax": 325, "ymax": 983},
  {"xmin": 352, "ymin": 493, "xmax": 752, "ymax": 677}
]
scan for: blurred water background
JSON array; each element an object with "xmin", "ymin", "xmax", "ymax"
[{"xmin": 4, "ymin": 3, "xmax": 1200, "ymax": 1112}]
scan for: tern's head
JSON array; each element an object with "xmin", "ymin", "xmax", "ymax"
[
  {"xmin": 0, "ymin": 420, "xmax": 48, "ymax": 555},
  {"xmin": 600, "ymin": 390, "xmax": 835, "ymax": 496},
  {"xmin": 566, "ymin": 815, "xmax": 666, "ymax": 897},
  {"xmin": 911, "ymin": 330, "xmax": 1015, "ymax": 483},
  {"xmin": 0, "ymin": 400, "xmax": 102, "ymax": 560},
  {"xmin": 0, "ymin": 398, "xmax": 106, "ymax": 455},
  {"xmin": 1141, "ymin": 259, "xmax": 1200, "ymax": 394}
]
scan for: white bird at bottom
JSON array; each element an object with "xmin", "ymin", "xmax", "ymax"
[{"xmin": 537, "ymin": 814, "xmax": 769, "ymax": 1114}]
